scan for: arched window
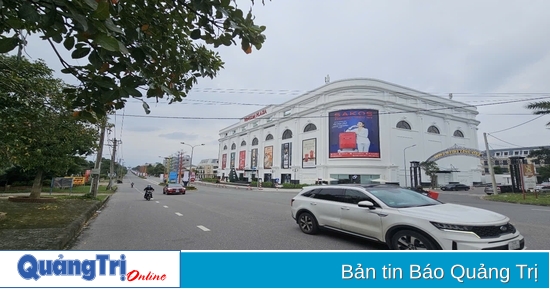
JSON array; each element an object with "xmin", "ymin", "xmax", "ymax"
[
  {"xmin": 427, "ymin": 126, "xmax": 440, "ymax": 134},
  {"xmin": 223, "ymin": 145, "xmax": 227, "ymax": 150},
  {"xmin": 265, "ymin": 134, "xmax": 274, "ymax": 141},
  {"xmin": 396, "ymin": 121, "xmax": 411, "ymax": 130},
  {"xmin": 231, "ymin": 143, "xmax": 236, "ymax": 150},
  {"xmin": 252, "ymin": 138, "xmax": 259, "ymax": 145},
  {"xmin": 241, "ymin": 140, "xmax": 246, "ymax": 146},
  {"xmin": 453, "ymin": 130, "xmax": 465, "ymax": 138},
  {"xmin": 304, "ymin": 123, "xmax": 317, "ymax": 132},
  {"xmin": 282, "ymin": 129, "xmax": 293, "ymax": 140}
]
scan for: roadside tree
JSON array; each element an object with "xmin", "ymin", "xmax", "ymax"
[{"xmin": 0, "ymin": 0, "xmax": 268, "ymax": 120}]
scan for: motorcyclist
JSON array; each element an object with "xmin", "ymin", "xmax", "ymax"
[
  {"xmin": 144, "ymin": 184, "xmax": 154, "ymax": 199},
  {"xmin": 131, "ymin": 182, "xmax": 134, "ymax": 188}
]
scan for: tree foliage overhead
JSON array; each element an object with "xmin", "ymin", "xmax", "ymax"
[
  {"xmin": 0, "ymin": 55, "xmax": 98, "ymax": 197},
  {"xmin": 527, "ymin": 101, "xmax": 550, "ymax": 125},
  {"xmin": 0, "ymin": 0, "xmax": 268, "ymax": 120},
  {"xmin": 419, "ymin": 161, "xmax": 439, "ymax": 188}
]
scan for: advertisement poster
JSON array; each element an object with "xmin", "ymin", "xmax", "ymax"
[
  {"xmin": 281, "ymin": 143, "xmax": 292, "ymax": 169},
  {"xmin": 251, "ymin": 148, "xmax": 258, "ymax": 169},
  {"xmin": 239, "ymin": 150, "xmax": 246, "ymax": 170},
  {"xmin": 221, "ymin": 153, "xmax": 227, "ymax": 169},
  {"xmin": 302, "ymin": 138, "xmax": 317, "ymax": 168},
  {"xmin": 230, "ymin": 152, "xmax": 236, "ymax": 168},
  {"xmin": 264, "ymin": 146, "xmax": 273, "ymax": 169},
  {"xmin": 328, "ymin": 109, "xmax": 380, "ymax": 158}
]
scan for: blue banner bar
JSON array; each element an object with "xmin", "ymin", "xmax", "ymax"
[{"xmin": 179, "ymin": 252, "xmax": 549, "ymax": 288}]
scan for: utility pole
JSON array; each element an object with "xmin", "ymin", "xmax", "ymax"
[
  {"xmin": 91, "ymin": 119, "xmax": 107, "ymax": 198},
  {"xmin": 483, "ymin": 132, "xmax": 499, "ymax": 195},
  {"xmin": 107, "ymin": 138, "xmax": 121, "ymax": 190},
  {"xmin": 178, "ymin": 152, "xmax": 183, "ymax": 184}
]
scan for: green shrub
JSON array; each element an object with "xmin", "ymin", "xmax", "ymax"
[
  {"xmin": 201, "ymin": 178, "xmax": 218, "ymax": 183},
  {"xmin": 186, "ymin": 186, "xmax": 197, "ymax": 190}
]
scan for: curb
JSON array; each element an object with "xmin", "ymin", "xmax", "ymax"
[{"xmin": 56, "ymin": 195, "xmax": 112, "ymax": 250}]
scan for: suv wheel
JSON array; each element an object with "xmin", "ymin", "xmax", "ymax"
[
  {"xmin": 298, "ymin": 212, "xmax": 319, "ymax": 235},
  {"xmin": 390, "ymin": 230, "xmax": 437, "ymax": 250}
]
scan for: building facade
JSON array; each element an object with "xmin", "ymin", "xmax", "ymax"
[
  {"xmin": 196, "ymin": 159, "xmax": 219, "ymax": 179},
  {"xmin": 481, "ymin": 146, "xmax": 548, "ymax": 182},
  {"xmin": 217, "ymin": 78, "xmax": 482, "ymax": 186}
]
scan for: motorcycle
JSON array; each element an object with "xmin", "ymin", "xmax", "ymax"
[
  {"xmin": 131, "ymin": 182, "xmax": 134, "ymax": 188},
  {"xmin": 144, "ymin": 189, "xmax": 153, "ymax": 201}
]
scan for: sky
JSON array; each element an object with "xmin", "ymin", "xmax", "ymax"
[{"xmin": 16, "ymin": 0, "xmax": 550, "ymax": 167}]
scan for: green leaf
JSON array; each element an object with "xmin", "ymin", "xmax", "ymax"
[
  {"xmin": 63, "ymin": 36, "xmax": 75, "ymax": 50},
  {"xmin": 131, "ymin": 48, "xmax": 146, "ymax": 63},
  {"xmin": 52, "ymin": 33, "xmax": 63, "ymax": 43},
  {"xmin": 190, "ymin": 29, "xmax": 201, "ymax": 40},
  {"xmin": 71, "ymin": 47, "xmax": 91, "ymax": 59},
  {"xmin": 88, "ymin": 51, "xmax": 103, "ymax": 69},
  {"xmin": 67, "ymin": 6, "xmax": 89, "ymax": 31},
  {"xmin": 94, "ymin": 34, "xmax": 119, "ymax": 52},
  {"xmin": 93, "ymin": 0, "xmax": 110, "ymax": 21},
  {"xmin": 104, "ymin": 18, "xmax": 123, "ymax": 34},
  {"xmin": 123, "ymin": 86, "xmax": 142, "ymax": 97},
  {"xmin": 84, "ymin": 0, "xmax": 99, "ymax": 10},
  {"xmin": 0, "ymin": 36, "xmax": 19, "ymax": 53},
  {"xmin": 118, "ymin": 41, "xmax": 129, "ymax": 55},
  {"xmin": 18, "ymin": 2, "xmax": 40, "ymax": 23},
  {"xmin": 221, "ymin": 0, "xmax": 230, "ymax": 6}
]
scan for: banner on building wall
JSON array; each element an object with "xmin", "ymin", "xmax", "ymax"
[
  {"xmin": 221, "ymin": 154, "xmax": 227, "ymax": 170},
  {"xmin": 328, "ymin": 109, "xmax": 381, "ymax": 158},
  {"xmin": 251, "ymin": 148, "xmax": 258, "ymax": 170},
  {"xmin": 281, "ymin": 143, "xmax": 292, "ymax": 169},
  {"xmin": 264, "ymin": 146, "xmax": 273, "ymax": 169},
  {"xmin": 302, "ymin": 138, "xmax": 317, "ymax": 168},
  {"xmin": 230, "ymin": 152, "xmax": 235, "ymax": 169},
  {"xmin": 239, "ymin": 150, "xmax": 246, "ymax": 170}
]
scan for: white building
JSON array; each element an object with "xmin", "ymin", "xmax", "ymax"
[{"xmin": 217, "ymin": 78, "xmax": 482, "ymax": 186}]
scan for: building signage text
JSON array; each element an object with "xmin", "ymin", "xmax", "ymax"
[
  {"xmin": 428, "ymin": 148, "xmax": 483, "ymax": 162},
  {"xmin": 244, "ymin": 109, "xmax": 267, "ymax": 122}
]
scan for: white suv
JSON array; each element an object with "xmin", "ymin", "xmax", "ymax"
[{"xmin": 290, "ymin": 184, "xmax": 525, "ymax": 250}]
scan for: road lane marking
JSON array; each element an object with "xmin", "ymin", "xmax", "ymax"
[
  {"xmin": 175, "ymin": 212, "xmax": 183, "ymax": 216},
  {"xmin": 197, "ymin": 225, "xmax": 210, "ymax": 232},
  {"xmin": 163, "ymin": 205, "xmax": 169, "ymax": 208},
  {"xmin": 156, "ymin": 201, "xmax": 159, "ymax": 203},
  {"xmin": 532, "ymin": 208, "xmax": 550, "ymax": 212}
]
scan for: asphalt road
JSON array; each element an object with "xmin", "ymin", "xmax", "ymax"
[{"xmin": 70, "ymin": 176, "xmax": 549, "ymax": 250}]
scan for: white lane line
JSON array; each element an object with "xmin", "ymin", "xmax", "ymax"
[
  {"xmin": 175, "ymin": 212, "xmax": 183, "ymax": 216},
  {"xmin": 155, "ymin": 201, "xmax": 160, "ymax": 203},
  {"xmin": 163, "ymin": 205, "xmax": 169, "ymax": 208},
  {"xmin": 197, "ymin": 225, "xmax": 211, "ymax": 232},
  {"xmin": 531, "ymin": 208, "xmax": 550, "ymax": 212}
]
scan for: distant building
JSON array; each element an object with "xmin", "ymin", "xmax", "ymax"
[
  {"xmin": 196, "ymin": 159, "xmax": 219, "ymax": 179},
  {"xmin": 480, "ymin": 146, "xmax": 549, "ymax": 176}
]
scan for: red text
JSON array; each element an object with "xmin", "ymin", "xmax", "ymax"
[{"xmin": 126, "ymin": 270, "xmax": 167, "ymax": 282}]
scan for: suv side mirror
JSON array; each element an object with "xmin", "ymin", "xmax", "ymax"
[{"xmin": 358, "ymin": 200, "xmax": 375, "ymax": 209}]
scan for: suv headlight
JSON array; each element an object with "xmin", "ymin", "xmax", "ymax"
[{"xmin": 431, "ymin": 222, "xmax": 473, "ymax": 232}]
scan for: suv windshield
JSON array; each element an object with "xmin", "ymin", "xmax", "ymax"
[{"xmin": 367, "ymin": 187, "xmax": 441, "ymax": 208}]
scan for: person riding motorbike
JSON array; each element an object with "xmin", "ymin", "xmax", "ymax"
[
  {"xmin": 144, "ymin": 184, "xmax": 154, "ymax": 199},
  {"xmin": 131, "ymin": 182, "xmax": 134, "ymax": 188}
]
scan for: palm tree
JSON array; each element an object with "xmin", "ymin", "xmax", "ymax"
[{"xmin": 527, "ymin": 101, "xmax": 550, "ymax": 125}]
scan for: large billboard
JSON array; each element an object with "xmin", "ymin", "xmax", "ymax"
[
  {"xmin": 230, "ymin": 152, "xmax": 236, "ymax": 169},
  {"xmin": 221, "ymin": 154, "xmax": 227, "ymax": 170},
  {"xmin": 328, "ymin": 109, "xmax": 380, "ymax": 158},
  {"xmin": 302, "ymin": 138, "xmax": 317, "ymax": 168},
  {"xmin": 281, "ymin": 143, "xmax": 292, "ymax": 169},
  {"xmin": 239, "ymin": 150, "xmax": 246, "ymax": 170},
  {"xmin": 251, "ymin": 148, "xmax": 258, "ymax": 170},
  {"xmin": 264, "ymin": 146, "xmax": 273, "ymax": 169}
]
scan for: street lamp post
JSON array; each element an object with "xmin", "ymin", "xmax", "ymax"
[
  {"xmin": 181, "ymin": 142, "xmax": 205, "ymax": 176},
  {"xmin": 292, "ymin": 167, "xmax": 299, "ymax": 184},
  {"xmin": 403, "ymin": 144, "xmax": 417, "ymax": 188}
]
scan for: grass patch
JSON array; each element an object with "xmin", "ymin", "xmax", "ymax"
[
  {"xmin": 0, "ymin": 198, "xmax": 101, "ymax": 230},
  {"xmin": 484, "ymin": 193, "xmax": 550, "ymax": 206},
  {"xmin": 1, "ymin": 185, "xmax": 116, "ymax": 195}
]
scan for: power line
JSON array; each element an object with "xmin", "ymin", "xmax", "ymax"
[
  {"xmin": 488, "ymin": 134, "xmax": 524, "ymax": 148},
  {"xmin": 115, "ymin": 95, "xmax": 550, "ymax": 120},
  {"xmin": 488, "ymin": 115, "xmax": 545, "ymax": 134}
]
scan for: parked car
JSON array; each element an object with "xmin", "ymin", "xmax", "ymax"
[
  {"xmin": 163, "ymin": 183, "xmax": 186, "ymax": 195},
  {"xmin": 440, "ymin": 184, "xmax": 470, "ymax": 191},
  {"xmin": 290, "ymin": 184, "xmax": 525, "ymax": 250}
]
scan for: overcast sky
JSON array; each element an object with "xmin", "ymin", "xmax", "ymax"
[{"xmin": 19, "ymin": 0, "xmax": 550, "ymax": 167}]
